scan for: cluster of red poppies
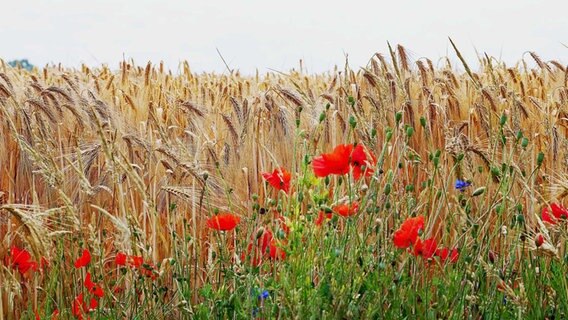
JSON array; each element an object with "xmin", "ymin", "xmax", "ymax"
[
  {"xmin": 241, "ymin": 228, "xmax": 287, "ymax": 266},
  {"xmin": 541, "ymin": 203, "xmax": 568, "ymax": 225},
  {"xmin": 206, "ymin": 212, "xmax": 287, "ymax": 265},
  {"xmin": 5, "ymin": 142, "xmax": 468, "ymax": 317},
  {"xmin": 206, "ymin": 143, "xmax": 377, "ymax": 265},
  {"xmin": 72, "ymin": 249, "xmax": 104, "ymax": 320},
  {"xmin": 115, "ymin": 252, "xmax": 158, "ymax": 280},
  {"xmin": 393, "ymin": 216, "xmax": 458, "ymax": 263}
]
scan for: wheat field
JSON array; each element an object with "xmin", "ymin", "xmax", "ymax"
[{"xmin": 1, "ymin": 44, "xmax": 568, "ymax": 319}]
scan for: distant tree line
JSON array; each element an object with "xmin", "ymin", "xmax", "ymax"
[{"xmin": 8, "ymin": 59, "xmax": 34, "ymax": 71}]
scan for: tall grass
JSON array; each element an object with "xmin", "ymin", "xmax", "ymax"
[{"xmin": 0, "ymin": 45, "xmax": 567, "ymax": 319}]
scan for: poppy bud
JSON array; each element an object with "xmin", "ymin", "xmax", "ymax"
[
  {"xmin": 488, "ymin": 250, "xmax": 497, "ymax": 264},
  {"xmin": 537, "ymin": 152, "xmax": 544, "ymax": 167},
  {"xmin": 349, "ymin": 115, "xmax": 357, "ymax": 129},
  {"xmin": 420, "ymin": 116, "xmax": 426, "ymax": 127},
  {"xmin": 472, "ymin": 187, "xmax": 486, "ymax": 197},
  {"xmin": 321, "ymin": 205, "xmax": 333, "ymax": 213},
  {"xmin": 521, "ymin": 137, "xmax": 529, "ymax": 149},
  {"xmin": 348, "ymin": 96, "xmax": 355, "ymax": 106},
  {"xmin": 491, "ymin": 167, "xmax": 501, "ymax": 178},
  {"xmin": 395, "ymin": 112, "xmax": 402, "ymax": 124},
  {"xmin": 499, "ymin": 113, "xmax": 507, "ymax": 126},
  {"xmin": 535, "ymin": 233, "xmax": 544, "ymax": 248},
  {"xmin": 433, "ymin": 157, "xmax": 439, "ymax": 167},
  {"xmin": 384, "ymin": 183, "xmax": 391, "ymax": 196}
]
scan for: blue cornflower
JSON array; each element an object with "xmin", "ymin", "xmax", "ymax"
[
  {"xmin": 455, "ymin": 179, "xmax": 471, "ymax": 191},
  {"xmin": 258, "ymin": 290, "xmax": 270, "ymax": 300}
]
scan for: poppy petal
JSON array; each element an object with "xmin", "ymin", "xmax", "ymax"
[
  {"xmin": 74, "ymin": 249, "xmax": 91, "ymax": 269},
  {"xmin": 206, "ymin": 213, "xmax": 241, "ymax": 231}
]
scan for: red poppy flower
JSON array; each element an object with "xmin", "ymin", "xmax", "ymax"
[
  {"xmin": 85, "ymin": 272, "xmax": 95, "ymax": 290},
  {"xmin": 262, "ymin": 167, "xmax": 292, "ymax": 193},
  {"xmin": 436, "ymin": 247, "xmax": 459, "ymax": 263},
  {"xmin": 333, "ymin": 201, "xmax": 359, "ymax": 217},
  {"xmin": 269, "ymin": 240, "xmax": 286, "ymax": 260},
  {"xmin": 9, "ymin": 246, "xmax": 39, "ymax": 275},
  {"xmin": 85, "ymin": 272, "xmax": 104, "ymax": 298},
  {"xmin": 206, "ymin": 213, "xmax": 240, "ymax": 231},
  {"xmin": 542, "ymin": 203, "xmax": 568, "ymax": 225},
  {"xmin": 242, "ymin": 229, "xmax": 273, "ymax": 266},
  {"xmin": 89, "ymin": 297, "xmax": 98, "ymax": 310},
  {"xmin": 92, "ymin": 286, "xmax": 104, "ymax": 298},
  {"xmin": 139, "ymin": 263, "xmax": 158, "ymax": 280},
  {"xmin": 72, "ymin": 294, "xmax": 86, "ymax": 319},
  {"xmin": 130, "ymin": 256, "xmax": 144, "ymax": 268},
  {"xmin": 315, "ymin": 211, "xmax": 333, "ymax": 226},
  {"xmin": 258, "ymin": 229, "xmax": 273, "ymax": 253},
  {"xmin": 351, "ymin": 144, "xmax": 376, "ymax": 180},
  {"xmin": 115, "ymin": 252, "xmax": 127, "ymax": 266},
  {"xmin": 74, "ymin": 249, "xmax": 91, "ymax": 269},
  {"xmin": 551, "ymin": 203, "xmax": 568, "ymax": 218},
  {"xmin": 413, "ymin": 237, "xmax": 437, "ymax": 259},
  {"xmin": 448, "ymin": 249, "xmax": 459, "ymax": 263},
  {"xmin": 393, "ymin": 216, "xmax": 425, "ymax": 249},
  {"xmin": 542, "ymin": 207, "xmax": 555, "ymax": 224},
  {"xmin": 312, "ymin": 144, "xmax": 353, "ymax": 177},
  {"xmin": 535, "ymin": 234, "xmax": 544, "ymax": 247},
  {"xmin": 313, "ymin": 144, "xmax": 375, "ymax": 180}
]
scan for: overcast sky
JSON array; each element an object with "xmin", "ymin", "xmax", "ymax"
[{"xmin": 1, "ymin": 0, "xmax": 566, "ymax": 74}]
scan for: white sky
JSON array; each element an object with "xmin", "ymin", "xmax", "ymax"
[{"xmin": 1, "ymin": 0, "xmax": 566, "ymax": 74}]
